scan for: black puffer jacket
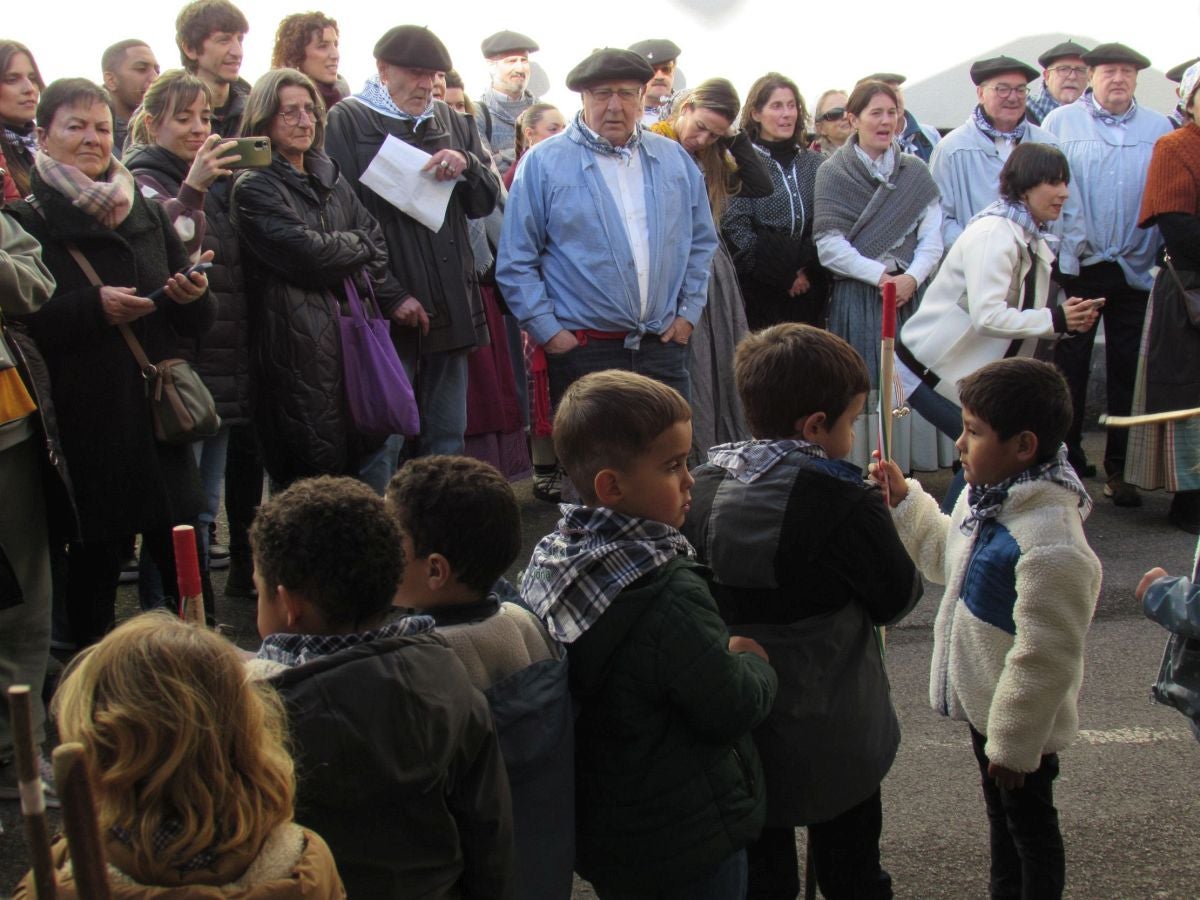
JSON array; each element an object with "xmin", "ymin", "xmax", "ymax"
[
  {"xmin": 230, "ymin": 150, "xmax": 404, "ymax": 485},
  {"xmin": 124, "ymin": 143, "xmax": 250, "ymax": 422},
  {"xmin": 8, "ymin": 172, "xmax": 214, "ymax": 541}
]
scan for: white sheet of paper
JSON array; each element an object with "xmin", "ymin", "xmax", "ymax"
[{"xmin": 359, "ymin": 134, "xmax": 457, "ymax": 232}]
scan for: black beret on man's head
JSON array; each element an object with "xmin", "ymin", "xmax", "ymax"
[
  {"xmin": 861, "ymin": 72, "xmax": 906, "ymax": 86},
  {"xmin": 1037, "ymin": 40, "xmax": 1090, "ymax": 68},
  {"xmin": 567, "ymin": 49, "xmax": 655, "ymax": 91},
  {"xmin": 1166, "ymin": 57, "xmax": 1200, "ymax": 83},
  {"xmin": 1082, "ymin": 42, "xmax": 1151, "ymax": 70},
  {"xmin": 481, "ymin": 30, "xmax": 538, "ymax": 58},
  {"xmin": 970, "ymin": 55, "xmax": 1040, "ymax": 86},
  {"xmin": 374, "ymin": 26, "xmax": 452, "ymax": 70},
  {"xmin": 627, "ymin": 39, "xmax": 681, "ymax": 64}
]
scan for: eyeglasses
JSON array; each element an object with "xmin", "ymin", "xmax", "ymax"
[
  {"xmin": 816, "ymin": 107, "xmax": 846, "ymax": 122},
  {"xmin": 987, "ymin": 84, "xmax": 1029, "ymax": 99},
  {"xmin": 277, "ymin": 103, "xmax": 323, "ymax": 125},
  {"xmin": 586, "ymin": 87, "xmax": 641, "ymax": 104},
  {"xmin": 1047, "ymin": 65, "xmax": 1088, "ymax": 77}
]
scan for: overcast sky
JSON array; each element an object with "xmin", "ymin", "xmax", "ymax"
[{"xmin": 12, "ymin": 0, "xmax": 1199, "ymax": 113}]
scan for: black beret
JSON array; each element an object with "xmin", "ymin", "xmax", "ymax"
[
  {"xmin": 1166, "ymin": 57, "xmax": 1200, "ymax": 83},
  {"xmin": 566, "ymin": 48, "xmax": 655, "ymax": 91},
  {"xmin": 1082, "ymin": 42, "xmax": 1151, "ymax": 70},
  {"xmin": 861, "ymin": 72, "xmax": 906, "ymax": 86},
  {"xmin": 627, "ymin": 39, "xmax": 682, "ymax": 64},
  {"xmin": 481, "ymin": 30, "xmax": 539, "ymax": 58},
  {"xmin": 970, "ymin": 56, "xmax": 1040, "ymax": 86},
  {"xmin": 1037, "ymin": 40, "xmax": 1090, "ymax": 68},
  {"xmin": 373, "ymin": 26, "xmax": 452, "ymax": 71}
]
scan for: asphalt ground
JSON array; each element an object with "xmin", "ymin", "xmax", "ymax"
[{"xmin": 3, "ymin": 430, "xmax": 1197, "ymax": 897}]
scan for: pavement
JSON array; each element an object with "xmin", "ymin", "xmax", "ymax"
[{"xmin": 3, "ymin": 431, "xmax": 1197, "ymax": 897}]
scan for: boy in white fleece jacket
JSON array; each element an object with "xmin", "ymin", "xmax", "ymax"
[{"xmin": 871, "ymin": 358, "xmax": 1101, "ymax": 898}]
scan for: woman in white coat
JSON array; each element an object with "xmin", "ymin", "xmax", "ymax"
[{"xmin": 896, "ymin": 142, "xmax": 1099, "ymax": 506}]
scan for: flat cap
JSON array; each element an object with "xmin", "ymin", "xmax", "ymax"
[
  {"xmin": 627, "ymin": 39, "xmax": 681, "ymax": 64},
  {"xmin": 1082, "ymin": 42, "xmax": 1151, "ymax": 70},
  {"xmin": 1166, "ymin": 57, "xmax": 1200, "ymax": 83},
  {"xmin": 861, "ymin": 72, "xmax": 906, "ymax": 85},
  {"xmin": 1037, "ymin": 40, "xmax": 1090, "ymax": 68},
  {"xmin": 481, "ymin": 30, "xmax": 539, "ymax": 58},
  {"xmin": 567, "ymin": 48, "xmax": 654, "ymax": 91},
  {"xmin": 970, "ymin": 55, "xmax": 1040, "ymax": 86},
  {"xmin": 374, "ymin": 26, "xmax": 452, "ymax": 70}
]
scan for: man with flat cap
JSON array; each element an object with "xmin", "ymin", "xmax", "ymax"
[
  {"xmin": 1026, "ymin": 40, "xmax": 1090, "ymax": 125},
  {"xmin": 476, "ymin": 29, "xmax": 540, "ymax": 173},
  {"xmin": 930, "ymin": 55, "xmax": 1079, "ymax": 248},
  {"xmin": 629, "ymin": 38, "xmax": 681, "ymax": 126},
  {"xmin": 1043, "ymin": 42, "xmax": 1172, "ymax": 504},
  {"xmin": 859, "ymin": 71, "xmax": 940, "ymax": 162},
  {"xmin": 325, "ymin": 25, "xmax": 501, "ymax": 463},
  {"xmin": 497, "ymin": 47, "xmax": 717, "ymax": 416}
]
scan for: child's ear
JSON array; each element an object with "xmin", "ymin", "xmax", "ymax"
[
  {"xmin": 425, "ymin": 553, "xmax": 454, "ymax": 591},
  {"xmin": 593, "ymin": 467, "xmax": 623, "ymax": 506},
  {"xmin": 797, "ymin": 411, "xmax": 827, "ymax": 442},
  {"xmin": 1015, "ymin": 430, "xmax": 1039, "ymax": 463},
  {"xmin": 277, "ymin": 585, "xmax": 307, "ymax": 629}
]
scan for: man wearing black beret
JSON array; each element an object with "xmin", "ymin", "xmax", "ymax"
[
  {"xmin": 931, "ymin": 55, "xmax": 1071, "ymax": 247},
  {"xmin": 476, "ymin": 29, "xmax": 540, "ymax": 173},
  {"xmin": 1042, "ymin": 42, "xmax": 1172, "ymax": 504},
  {"xmin": 325, "ymin": 25, "xmax": 501, "ymax": 465},
  {"xmin": 1026, "ymin": 40, "xmax": 1090, "ymax": 124},
  {"xmin": 628, "ymin": 38, "xmax": 681, "ymax": 126}
]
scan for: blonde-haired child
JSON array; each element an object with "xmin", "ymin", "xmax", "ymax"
[{"xmin": 14, "ymin": 612, "xmax": 345, "ymax": 898}]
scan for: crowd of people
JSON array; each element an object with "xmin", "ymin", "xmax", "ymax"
[{"xmin": 2, "ymin": 0, "xmax": 1200, "ymax": 895}]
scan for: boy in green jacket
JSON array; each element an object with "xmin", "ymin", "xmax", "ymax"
[{"xmin": 522, "ymin": 370, "xmax": 779, "ymax": 899}]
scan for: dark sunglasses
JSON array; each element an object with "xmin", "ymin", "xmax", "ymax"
[{"xmin": 816, "ymin": 107, "xmax": 846, "ymax": 123}]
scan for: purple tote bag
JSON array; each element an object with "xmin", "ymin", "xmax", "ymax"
[{"xmin": 333, "ymin": 276, "xmax": 420, "ymax": 437}]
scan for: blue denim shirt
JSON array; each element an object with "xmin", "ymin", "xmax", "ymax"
[
  {"xmin": 497, "ymin": 121, "xmax": 717, "ymax": 349},
  {"xmin": 1042, "ymin": 93, "xmax": 1173, "ymax": 288}
]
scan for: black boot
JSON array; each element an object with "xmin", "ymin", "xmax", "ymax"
[{"xmin": 1168, "ymin": 490, "xmax": 1200, "ymax": 534}]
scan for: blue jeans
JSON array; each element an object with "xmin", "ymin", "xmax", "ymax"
[
  {"xmin": 358, "ymin": 434, "xmax": 403, "ymax": 494},
  {"xmin": 545, "ymin": 334, "xmax": 691, "ymax": 409},
  {"xmin": 908, "ymin": 382, "xmax": 966, "ymax": 512},
  {"xmin": 597, "ymin": 849, "xmax": 747, "ymax": 900},
  {"xmin": 193, "ymin": 425, "xmax": 230, "ymax": 565},
  {"xmin": 414, "ymin": 349, "xmax": 469, "ymax": 456}
]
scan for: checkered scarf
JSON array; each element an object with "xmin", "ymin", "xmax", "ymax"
[
  {"xmin": 110, "ymin": 820, "xmax": 217, "ymax": 875},
  {"xmin": 707, "ymin": 439, "xmax": 827, "ymax": 484},
  {"xmin": 572, "ymin": 110, "xmax": 641, "ymax": 162},
  {"xmin": 972, "ymin": 104, "xmax": 1027, "ymax": 144},
  {"xmin": 522, "ymin": 504, "xmax": 695, "ymax": 643},
  {"xmin": 354, "ymin": 75, "xmax": 437, "ymax": 126},
  {"xmin": 35, "ymin": 150, "xmax": 134, "ymax": 228},
  {"xmin": 968, "ymin": 198, "xmax": 1044, "ymax": 243},
  {"xmin": 1086, "ymin": 89, "xmax": 1139, "ymax": 127},
  {"xmin": 961, "ymin": 443, "xmax": 1093, "ymax": 535},
  {"xmin": 256, "ymin": 615, "xmax": 435, "ymax": 668},
  {"xmin": 2, "ymin": 122, "xmax": 37, "ymax": 156}
]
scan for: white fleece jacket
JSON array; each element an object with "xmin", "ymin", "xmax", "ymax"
[{"xmin": 890, "ymin": 478, "xmax": 1101, "ymax": 771}]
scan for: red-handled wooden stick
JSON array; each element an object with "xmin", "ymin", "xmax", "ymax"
[
  {"xmin": 172, "ymin": 525, "xmax": 205, "ymax": 626},
  {"xmin": 7, "ymin": 685, "xmax": 55, "ymax": 899}
]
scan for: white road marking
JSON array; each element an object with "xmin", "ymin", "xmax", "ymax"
[{"xmin": 1076, "ymin": 726, "xmax": 1191, "ymax": 745}]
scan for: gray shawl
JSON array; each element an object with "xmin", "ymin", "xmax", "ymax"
[{"xmin": 813, "ymin": 137, "xmax": 939, "ymax": 264}]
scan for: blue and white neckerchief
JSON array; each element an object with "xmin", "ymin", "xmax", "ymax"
[
  {"xmin": 961, "ymin": 443, "xmax": 1093, "ymax": 536},
  {"xmin": 968, "ymin": 198, "xmax": 1046, "ymax": 243},
  {"xmin": 354, "ymin": 75, "xmax": 437, "ymax": 127},
  {"xmin": 972, "ymin": 104, "xmax": 1027, "ymax": 145},
  {"xmin": 708, "ymin": 439, "xmax": 827, "ymax": 484},
  {"xmin": 1087, "ymin": 89, "xmax": 1138, "ymax": 127},
  {"xmin": 572, "ymin": 110, "xmax": 641, "ymax": 163}
]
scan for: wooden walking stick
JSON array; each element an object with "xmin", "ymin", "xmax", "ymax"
[
  {"xmin": 172, "ymin": 525, "xmax": 205, "ymax": 627},
  {"xmin": 52, "ymin": 743, "xmax": 111, "ymax": 900},
  {"xmin": 7, "ymin": 685, "xmax": 55, "ymax": 899},
  {"xmin": 1100, "ymin": 406, "xmax": 1200, "ymax": 428}
]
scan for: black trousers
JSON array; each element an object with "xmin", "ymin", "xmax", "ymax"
[
  {"xmin": 970, "ymin": 726, "xmax": 1064, "ymax": 899},
  {"xmin": 747, "ymin": 789, "xmax": 892, "ymax": 900},
  {"xmin": 1053, "ymin": 262, "xmax": 1149, "ymax": 477}
]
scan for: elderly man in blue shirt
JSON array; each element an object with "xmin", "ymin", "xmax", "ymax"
[
  {"xmin": 1025, "ymin": 40, "xmax": 1091, "ymax": 125},
  {"xmin": 497, "ymin": 47, "xmax": 717, "ymax": 408},
  {"xmin": 1043, "ymin": 42, "xmax": 1173, "ymax": 505}
]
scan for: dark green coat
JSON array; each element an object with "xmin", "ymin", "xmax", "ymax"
[{"xmin": 568, "ymin": 557, "xmax": 778, "ymax": 892}]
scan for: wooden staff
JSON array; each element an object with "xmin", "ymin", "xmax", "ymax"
[
  {"xmin": 1100, "ymin": 407, "xmax": 1200, "ymax": 428},
  {"xmin": 52, "ymin": 743, "xmax": 110, "ymax": 900},
  {"xmin": 878, "ymin": 281, "xmax": 898, "ymax": 508},
  {"xmin": 172, "ymin": 525, "xmax": 205, "ymax": 626},
  {"xmin": 7, "ymin": 685, "xmax": 55, "ymax": 899}
]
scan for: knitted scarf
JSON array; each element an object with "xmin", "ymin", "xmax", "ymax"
[
  {"xmin": 571, "ymin": 110, "xmax": 641, "ymax": 162},
  {"xmin": 708, "ymin": 438, "xmax": 827, "ymax": 484},
  {"xmin": 34, "ymin": 150, "xmax": 134, "ymax": 229},
  {"xmin": 521, "ymin": 504, "xmax": 695, "ymax": 643},
  {"xmin": 960, "ymin": 443, "xmax": 1092, "ymax": 536},
  {"xmin": 972, "ymin": 104, "xmax": 1027, "ymax": 144},
  {"xmin": 355, "ymin": 75, "xmax": 436, "ymax": 126},
  {"xmin": 968, "ymin": 198, "xmax": 1044, "ymax": 242},
  {"xmin": 812, "ymin": 134, "xmax": 939, "ymax": 263}
]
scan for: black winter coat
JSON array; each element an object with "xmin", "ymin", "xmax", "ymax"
[
  {"xmin": 9, "ymin": 172, "xmax": 214, "ymax": 542},
  {"xmin": 325, "ymin": 98, "xmax": 500, "ymax": 356},
  {"xmin": 124, "ymin": 143, "xmax": 251, "ymax": 422},
  {"xmin": 230, "ymin": 150, "xmax": 404, "ymax": 485}
]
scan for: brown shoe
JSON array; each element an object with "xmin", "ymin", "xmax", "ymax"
[{"xmin": 1103, "ymin": 477, "xmax": 1142, "ymax": 508}]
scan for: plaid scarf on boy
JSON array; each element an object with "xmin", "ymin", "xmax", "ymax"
[
  {"xmin": 708, "ymin": 438, "xmax": 827, "ymax": 484},
  {"xmin": 960, "ymin": 443, "xmax": 1092, "ymax": 536},
  {"xmin": 522, "ymin": 504, "xmax": 694, "ymax": 643},
  {"xmin": 35, "ymin": 150, "xmax": 134, "ymax": 229},
  {"xmin": 256, "ymin": 615, "xmax": 435, "ymax": 668}
]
